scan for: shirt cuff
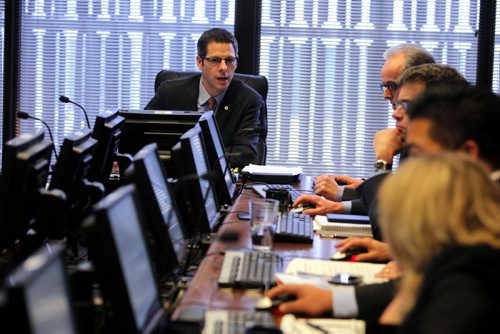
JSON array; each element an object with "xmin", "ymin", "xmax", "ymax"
[
  {"xmin": 342, "ymin": 201, "xmax": 352, "ymax": 214},
  {"xmin": 332, "ymin": 286, "xmax": 359, "ymax": 318},
  {"xmin": 335, "ymin": 186, "xmax": 346, "ymax": 202}
]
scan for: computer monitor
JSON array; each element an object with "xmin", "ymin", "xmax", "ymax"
[
  {"xmin": 0, "ymin": 130, "xmax": 53, "ymax": 250},
  {"xmin": 127, "ymin": 143, "xmax": 188, "ymax": 281},
  {"xmin": 1, "ymin": 242, "xmax": 79, "ymax": 334},
  {"xmin": 171, "ymin": 127, "xmax": 220, "ymax": 237},
  {"xmin": 197, "ymin": 111, "xmax": 236, "ymax": 206},
  {"xmin": 87, "ymin": 109, "xmax": 125, "ymax": 186},
  {"xmin": 84, "ymin": 184, "xmax": 164, "ymax": 333},
  {"xmin": 117, "ymin": 109, "xmax": 202, "ymax": 176},
  {"xmin": 49, "ymin": 129, "xmax": 97, "ymax": 207}
]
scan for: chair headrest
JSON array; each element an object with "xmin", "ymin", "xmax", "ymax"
[{"xmin": 154, "ymin": 70, "xmax": 268, "ymax": 100}]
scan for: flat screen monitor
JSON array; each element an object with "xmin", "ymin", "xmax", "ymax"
[
  {"xmin": 127, "ymin": 143, "xmax": 188, "ymax": 281},
  {"xmin": 49, "ymin": 129, "xmax": 97, "ymax": 207},
  {"xmin": 171, "ymin": 127, "xmax": 219, "ymax": 237},
  {"xmin": 0, "ymin": 130, "xmax": 53, "ymax": 250},
  {"xmin": 84, "ymin": 184, "xmax": 164, "ymax": 333},
  {"xmin": 1, "ymin": 242, "xmax": 78, "ymax": 334},
  {"xmin": 117, "ymin": 109, "xmax": 202, "ymax": 176},
  {"xmin": 197, "ymin": 111, "xmax": 235, "ymax": 206},
  {"xmin": 87, "ymin": 109, "xmax": 125, "ymax": 186}
]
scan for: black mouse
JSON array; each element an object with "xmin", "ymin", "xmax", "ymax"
[
  {"xmin": 255, "ymin": 294, "xmax": 297, "ymax": 311},
  {"xmin": 331, "ymin": 247, "xmax": 368, "ymax": 261}
]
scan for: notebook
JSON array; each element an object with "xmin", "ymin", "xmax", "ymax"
[
  {"xmin": 282, "ymin": 257, "xmax": 387, "ymax": 285},
  {"xmin": 314, "ymin": 215, "xmax": 373, "ymax": 238},
  {"xmin": 281, "ymin": 314, "xmax": 365, "ymax": 334}
]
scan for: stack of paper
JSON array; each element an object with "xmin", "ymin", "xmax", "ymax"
[
  {"xmin": 242, "ymin": 164, "xmax": 303, "ymax": 175},
  {"xmin": 314, "ymin": 215, "xmax": 373, "ymax": 238},
  {"xmin": 241, "ymin": 164, "xmax": 303, "ymax": 183},
  {"xmin": 281, "ymin": 314, "xmax": 366, "ymax": 334},
  {"xmin": 280, "ymin": 257, "xmax": 388, "ymax": 286}
]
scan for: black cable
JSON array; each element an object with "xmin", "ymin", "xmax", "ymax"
[{"xmin": 17, "ymin": 112, "xmax": 58, "ymax": 160}]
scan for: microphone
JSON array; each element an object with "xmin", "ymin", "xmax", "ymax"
[
  {"xmin": 17, "ymin": 112, "xmax": 58, "ymax": 160},
  {"xmin": 59, "ymin": 95, "xmax": 91, "ymax": 129}
]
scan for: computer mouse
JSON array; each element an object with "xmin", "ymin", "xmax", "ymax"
[
  {"xmin": 255, "ymin": 294, "xmax": 297, "ymax": 311},
  {"xmin": 290, "ymin": 204, "xmax": 314, "ymax": 213},
  {"xmin": 330, "ymin": 247, "xmax": 367, "ymax": 261},
  {"xmin": 290, "ymin": 205, "xmax": 304, "ymax": 213}
]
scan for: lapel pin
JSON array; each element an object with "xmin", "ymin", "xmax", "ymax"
[{"xmin": 224, "ymin": 105, "xmax": 229, "ymax": 111}]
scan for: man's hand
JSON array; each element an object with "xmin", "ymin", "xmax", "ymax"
[
  {"xmin": 335, "ymin": 237, "xmax": 392, "ymax": 263},
  {"xmin": 293, "ymin": 194, "xmax": 344, "ymax": 215},
  {"xmin": 374, "ymin": 128, "xmax": 404, "ymax": 162},
  {"xmin": 266, "ymin": 284, "xmax": 333, "ymax": 316},
  {"xmin": 333, "ymin": 175, "xmax": 364, "ymax": 189},
  {"xmin": 314, "ymin": 175, "xmax": 342, "ymax": 201}
]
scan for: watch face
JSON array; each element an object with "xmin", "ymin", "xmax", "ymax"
[{"xmin": 375, "ymin": 160, "xmax": 388, "ymax": 170}]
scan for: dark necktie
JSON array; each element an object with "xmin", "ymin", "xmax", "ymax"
[{"xmin": 207, "ymin": 96, "xmax": 218, "ymax": 112}]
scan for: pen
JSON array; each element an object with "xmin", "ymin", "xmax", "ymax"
[{"xmin": 305, "ymin": 321, "xmax": 329, "ymax": 334}]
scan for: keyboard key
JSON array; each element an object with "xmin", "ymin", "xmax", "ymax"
[
  {"xmin": 274, "ymin": 211, "xmax": 314, "ymax": 244},
  {"xmin": 218, "ymin": 250, "xmax": 281, "ymax": 289}
]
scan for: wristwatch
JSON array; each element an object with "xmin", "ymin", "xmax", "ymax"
[{"xmin": 374, "ymin": 160, "xmax": 392, "ymax": 171}]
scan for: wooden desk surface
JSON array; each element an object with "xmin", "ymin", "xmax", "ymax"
[{"xmin": 171, "ymin": 177, "xmax": 341, "ymax": 318}]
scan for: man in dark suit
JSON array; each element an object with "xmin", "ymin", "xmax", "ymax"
[
  {"xmin": 297, "ymin": 44, "xmax": 435, "ymax": 215},
  {"xmin": 267, "ymin": 83, "xmax": 500, "ymax": 330},
  {"xmin": 145, "ymin": 28, "xmax": 263, "ymax": 168}
]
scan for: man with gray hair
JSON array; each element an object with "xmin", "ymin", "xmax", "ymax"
[
  {"xmin": 302, "ymin": 44, "xmax": 435, "ymax": 215},
  {"xmin": 373, "ymin": 43, "xmax": 435, "ymax": 169}
]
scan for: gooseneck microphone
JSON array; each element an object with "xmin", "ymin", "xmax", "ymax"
[
  {"xmin": 17, "ymin": 111, "xmax": 58, "ymax": 160},
  {"xmin": 59, "ymin": 95, "xmax": 91, "ymax": 129}
]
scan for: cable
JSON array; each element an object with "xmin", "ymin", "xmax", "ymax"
[{"xmin": 17, "ymin": 112, "xmax": 58, "ymax": 160}]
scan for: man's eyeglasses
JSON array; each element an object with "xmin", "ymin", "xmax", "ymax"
[
  {"xmin": 204, "ymin": 56, "xmax": 238, "ymax": 67},
  {"xmin": 379, "ymin": 81, "xmax": 398, "ymax": 92},
  {"xmin": 394, "ymin": 100, "xmax": 410, "ymax": 110}
]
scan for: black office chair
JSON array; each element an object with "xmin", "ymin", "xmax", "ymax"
[{"xmin": 154, "ymin": 70, "xmax": 268, "ymax": 165}]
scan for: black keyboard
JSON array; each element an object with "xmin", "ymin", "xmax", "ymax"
[
  {"xmin": 203, "ymin": 310, "xmax": 279, "ymax": 334},
  {"xmin": 249, "ymin": 183, "xmax": 305, "ymax": 203},
  {"xmin": 274, "ymin": 211, "xmax": 314, "ymax": 243},
  {"xmin": 218, "ymin": 250, "xmax": 281, "ymax": 289}
]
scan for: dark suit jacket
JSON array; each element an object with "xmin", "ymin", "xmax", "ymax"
[
  {"xmin": 145, "ymin": 74, "xmax": 263, "ymax": 168},
  {"xmin": 371, "ymin": 245, "xmax": 500, "ymax": 334},
  {"xmin": 356, "ymin": 280, "xmax": 398, "ymax": 331},
  {"xmin": 342, "ymin": 189, "xmax": 367, "ymax": 215}
]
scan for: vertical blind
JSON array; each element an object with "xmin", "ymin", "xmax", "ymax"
[
  {"xmin": 495, "ymin": 1, "xmax": 500, "ymax": 93},
  {"xmin": 5, "ymin": 0, "xmax": 498, "ymax": 177},
  {"xmin": 259, "ymin": 0, "xmax": 482, "ymax": 177},
  {"xmin": 0, "ymin": 1, "xmax": 4, "ymax": 157},
  {"xmin": 15, "ymin": 0, "xmax": 235, "ymax": 166}
]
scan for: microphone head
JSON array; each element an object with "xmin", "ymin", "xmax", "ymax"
[
  {"xmin": 59, "ymin": 95, "xmax": 71, "ymax": 103},
  {"xmin": 17, "ymin": 111, "xmax": 31, "ymax": 119},
  {"xmin": 201, "ymin": 170, "xmax": 219, "ymax": 181}
]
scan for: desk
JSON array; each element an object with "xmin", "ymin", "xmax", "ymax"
[{"xmin": 171, "ymin": 177, "xmax": 340, "ymax": 319}]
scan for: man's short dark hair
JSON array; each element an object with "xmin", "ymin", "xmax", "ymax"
[
  {"xmin": 197, "ymin": 28, "xmax": 238, "ymax": 59},
  {"xmin": 383, "ymin": 44, "xmax": 436, "ymax": 71},
  {"xmin": 408, "ymin": 85, "xmax": 500, "ymax": 169},
  {"xmin": 397, "ymin": 63, "xmax": 469, "ymax": 88}
]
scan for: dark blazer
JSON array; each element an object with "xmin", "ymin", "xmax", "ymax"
[
  {"xmin": 145, "ymin": 74, "xmax": 263, "ymax": 168},
  {"xmin": 356, "ymin": 172, "xmax": 391, "ymax": 241},
  {"xmin": 342, "ymin": 189, "xmax": 368, "ymax": 215},
  {"xmin": 398, "ymin": 244, "xmax": 500, "ymax": 334},
  {"xmin": 356, "ymin": 280, "xmax": 398, "ymax": 331}
]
